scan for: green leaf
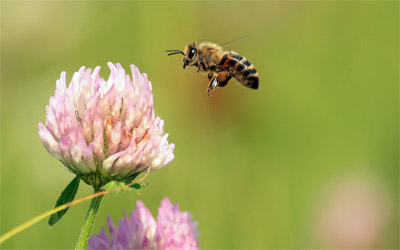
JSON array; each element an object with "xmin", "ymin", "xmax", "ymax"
[
  {"xmin": 101, "ymin": 180, "xmax": 121, "ymax": 192},
  {"xmin": 126, "ymin": 182, "xmax": 145, "ymax": 196},
  {"xmin": 101, "ymin": 181, "xmax": 146, "ymax": 195},
  {"xmin": 48, "ymin": 176, "xmax": 80, "ymax": 226}
]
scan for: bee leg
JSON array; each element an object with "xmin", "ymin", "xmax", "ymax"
[
  {"xmin": 202, "ymin": 62, "xmax": 207, "ymax": 71},
  {"xmin": 198, "ymin": 61, "xmax": 206, "ymax": 72},
  {"xmin": 216, "ymin": 71, "xmax": 232, "ymax": 87},
  {"xmin": 197, "ymin": 57, "xmax": 202, "ymax": 72},
  {"xmin": 206, "ymin": 76, "xmax": 219, "ymax": 98}
]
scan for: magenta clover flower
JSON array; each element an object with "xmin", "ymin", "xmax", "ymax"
[
  {"xmin": 88, "ymin": 197, "xmax": 199, "ymax": 250},
  {"xmin": 38, "ymin": 63, "xmax": 175, "ymax": 188}
]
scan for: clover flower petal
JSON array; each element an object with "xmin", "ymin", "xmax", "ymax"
[
  {"xmin": 88, "ymin": 198, "xmax": 199, "ymax": 250},
  {"xmin": 39, "ymin": 63, "xmax": 174, "ymax": 187}
]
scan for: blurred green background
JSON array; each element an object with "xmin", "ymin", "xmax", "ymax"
[{"xmin": 1, "ymin": 1, "xmax": 398, "ymax": 249}]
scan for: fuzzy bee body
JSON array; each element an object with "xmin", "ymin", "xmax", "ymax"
[
  {"xmin": 218, "ymin": 51, "xmax": 259, "ymax": 90},
  {"xmin": 167, "ymin": 41, "xmax": 259, "ymax": 97}
]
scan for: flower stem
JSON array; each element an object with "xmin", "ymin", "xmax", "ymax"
[{"xmin": 75, "ymin": 189, "xmax": 103, "ymax": 250}]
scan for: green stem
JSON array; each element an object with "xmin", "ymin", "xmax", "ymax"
[{"xmin": 75, "ymin": 189, "xmax": 103, "ymax": 250}]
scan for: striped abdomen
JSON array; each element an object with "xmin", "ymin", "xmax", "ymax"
[{"xmin": 218, "ymin": 52, "xmax": 259, "ymax": 89}]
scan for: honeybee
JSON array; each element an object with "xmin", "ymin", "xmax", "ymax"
[{"xmin": 166, "ymin": 41, "xmax": 259, "ymax": 97}]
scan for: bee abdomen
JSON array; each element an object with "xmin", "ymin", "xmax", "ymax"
[{"xmin": 219, "ymin": 52, "xmax": 259, "ymax": 90}]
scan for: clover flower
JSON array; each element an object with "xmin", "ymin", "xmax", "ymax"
[
  {"xmin": 38, "ymin": 63, "xmax": 174, "ymax": 188},
  {"xmin": 88, "ymin": 198, "xmax": 199, "ymax": 250}
]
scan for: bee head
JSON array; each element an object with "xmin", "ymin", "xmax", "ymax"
[
  {"xmin": 183, "ymin": 42, "xmax": 198, "ymax": 69},
  {"xmin": 166, "ymin": 42, "xmax": 198, "ymax": 69}
]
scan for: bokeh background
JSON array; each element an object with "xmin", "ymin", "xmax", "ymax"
[{"xmin": 1, "ymin": 1, "xmax": 398, "ymax": 249}]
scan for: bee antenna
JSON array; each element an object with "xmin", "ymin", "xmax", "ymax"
[{"xmin": 166, "ymin": 50, "xmax": 185, "ymax": 56}]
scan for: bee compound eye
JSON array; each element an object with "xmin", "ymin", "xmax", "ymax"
[{"xmin": 188, "ymin": 48, "xmax": 196, "ymax": 59}]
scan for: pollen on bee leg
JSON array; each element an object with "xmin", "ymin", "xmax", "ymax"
[
  {"xmin": 210, "ymin": 78, "xmax": 218, "ymax": 89},
  {"xmin": 206, "ymin": 77, "xmax": 219, "ymax": 98}
]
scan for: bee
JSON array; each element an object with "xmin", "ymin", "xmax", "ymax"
[{"xmin": 166, "ymin": 41, "xmax": 259, "ymax": 97}]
